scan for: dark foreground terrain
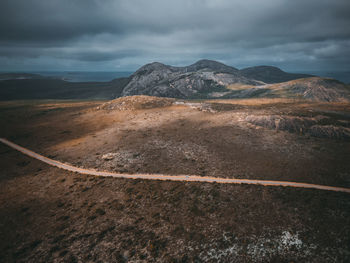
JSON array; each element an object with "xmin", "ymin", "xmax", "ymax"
[{"xmin": 1, "ymin": 97, "xmax": 350, "ymax": 262}]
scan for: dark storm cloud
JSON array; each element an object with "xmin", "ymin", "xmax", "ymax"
[
  {"xmin": 0, "ymin": 0, "xmax": 349, "ymax": 71},
  {"xmin": 0, "ymin": 0, "xmax": 123, "ymax": 42}
]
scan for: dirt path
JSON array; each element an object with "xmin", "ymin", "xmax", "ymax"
[{"xmin": 1, "ymin": 137, "xmax": 350, "ymax": 194}]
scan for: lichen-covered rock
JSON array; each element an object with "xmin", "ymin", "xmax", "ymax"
[{"xmin": 246, "ymin": 114, "xmax": 350, "ymax": 139}]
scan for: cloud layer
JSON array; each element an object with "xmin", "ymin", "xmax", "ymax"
[{"xmin": 0, "ymin": 0, "xmax": 349, "ymax": 71}]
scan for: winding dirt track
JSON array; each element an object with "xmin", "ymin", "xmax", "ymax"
[{"xmin": 1, "ymin": 137, "xmax": 350, "ymax": 194}]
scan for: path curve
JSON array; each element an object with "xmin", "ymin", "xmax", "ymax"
[{"xmin": 1, "ymin": 138, "xmax": 350, "ymax": 194}]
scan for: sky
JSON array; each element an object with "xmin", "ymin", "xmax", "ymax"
[{"xmin": 0, "ymin": 0, "xmax": 349, "ymax": 72}]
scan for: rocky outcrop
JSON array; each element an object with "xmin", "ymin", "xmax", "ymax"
[
  {"xmin": 246, "ymin": 114, "xmax": 350, "ymax": 139},
  {"xmin": 99, "ymin": 95, "xmax": 175, "ymax": 111}
]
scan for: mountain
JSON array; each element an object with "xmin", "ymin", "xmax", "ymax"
[
  {"xmin": 240, "ymin": 66, "xmax": 312, "ymax": 84},
  {"xmin": 121, "ymin": 60, "xmax": 349, "ymax": 101},
  {"xmin": 121, "ymin": 60, "xmax": 261, "ymax": 98}
]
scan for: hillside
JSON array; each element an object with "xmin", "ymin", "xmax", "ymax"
[
  {"xmin": 1, "ymin": 98, "xmax": 350, "ymax": 262},
  {"xmin": 240, "ymin": 66, "xmax": 312, "ymax": 84},
  {"xmin": 223, "ymin": 77, "xmax": 350, "ymax": 102},
  {"xmin": 266, "ymin": 77, "xmax": 350, "ymax": 102}
]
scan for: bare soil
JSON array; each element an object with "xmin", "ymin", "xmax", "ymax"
[{"xmin": 0, "ymin": 97, "xmax": 350, "ymax": 262}]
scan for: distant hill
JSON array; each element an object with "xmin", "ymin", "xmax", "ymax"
[
  {"xmin": 0, "ymin": 77, "xmax": 130, "ymax": 100},
  {"xmin": 0, "ymin": 73, "xmax": 46, "ymax": 81},
  {"xmin": 239, "ymin": 66, "xmax": 313, "ymax": 84}
]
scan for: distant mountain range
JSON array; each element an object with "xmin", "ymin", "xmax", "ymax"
[
  {"xmin": 0, "ymin": 60, "xmax": 349, "ymax": 101},
  {"xmin": 0, "ymin": 76, "xmax": 129, "ymax": 100},
  {"xmin": 0, "ymin": 73, "xmax": 47, "ymax": 81}
]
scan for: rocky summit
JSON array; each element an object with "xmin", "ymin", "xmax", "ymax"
[{"xmin": 122, "ymin": 60, "xmax": 261, "ymax": 98}]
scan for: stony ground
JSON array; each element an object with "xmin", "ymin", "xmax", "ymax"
[{"xmin": 0, "ymin": 97, "xmax": 350, "ymax": 262}]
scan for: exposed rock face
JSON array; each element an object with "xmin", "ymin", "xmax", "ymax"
[
  {"xmin": 121, "ymin": 60, "xmax": 261, "ymax": 98},
  {"xmin": 180, "ymin": 59, "xmax": 239, "ymax": 74}
]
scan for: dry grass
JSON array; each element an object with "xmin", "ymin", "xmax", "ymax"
[
  {"xmin": 206, "ymin": 97, "xmax": 301, "ymax": 105},
  {"xmin": 1, "ymin": 97, "xmax": 350, "ymax": 261},
  {"xmin": 226, "ymin": 83, "xmax": 256, "ymax": 90}
]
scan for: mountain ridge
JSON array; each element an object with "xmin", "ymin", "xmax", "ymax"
[
  {"xmin": 121, "ymin": 60, "xmax": 338, "ymax": 100},
  {"xmin": 1, "ymin": 60, "xmax": 348, "ymax": 102}
]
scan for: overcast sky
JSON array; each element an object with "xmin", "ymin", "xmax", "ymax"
[{"xmin": 0, "ymin": 0, "xmax": 349, "ymax": 72}]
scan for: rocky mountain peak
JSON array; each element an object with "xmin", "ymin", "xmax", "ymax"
[
  {"xmin": 183, "ymin": 59, "xmax": 238, "ymax": 73},
  {"xmin": 134, "ymin": 62, "xmax": 172, "ymax": 76}
]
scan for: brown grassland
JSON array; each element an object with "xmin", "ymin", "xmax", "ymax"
[{"xmin": 0, "ymin": 97, "xmax": 350, "ymax": 262}]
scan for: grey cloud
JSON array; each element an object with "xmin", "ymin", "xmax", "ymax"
[
  {"xmin": 55, "ymin": 49, "xmax": 142, "ymax": 62},
  {"xmin": 0, "ymin": 0, "xmax": 349, "ymax": 71}
]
